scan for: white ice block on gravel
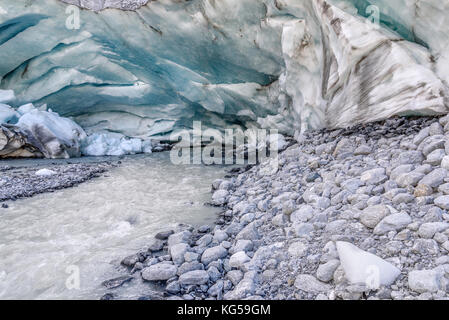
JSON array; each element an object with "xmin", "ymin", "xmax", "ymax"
[
  {"xmin": 336, "ymin": 241, "xmax": 401, "ymax": 288},
  {"xmin": 35, "ymin": 169, "xmax": 57, "ymax": 176}
]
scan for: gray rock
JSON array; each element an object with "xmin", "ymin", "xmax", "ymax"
[
  {"xmin": 438, "ymin": 183, "xmax": 449, "ymax": 195},
  {"xmin": 184, "ymin": 251, "xmax": 199, "ymax": 262},
  {"xmin": 293, "ymin": 222, "xmax": 315, "ymax": 237},
  {"xmin": 262, "ymin": 269, "xmax": 277, "ymax": 282},
  {"xmin": 374, "ymin": 212, "xmax": 412, "ymax": 235},
  {"xmin": 166, "ymin": 281, "xmax": 181, "ymax": 294},
  {"xmin": 414, "ymin": 184, "xmax": 433, "ymax": 197},
  {"xmin": 294, "ymin": 274, "xmax": 331, "ymax": 293},
  {"xmin": 435, "ymin": 196, "xmax": 449, "ymax": 210},
  {"xmin": 225, "ymin": 222, "xmax": 244, "ymax": 236},
  {"xmin": 272, "ymin": 214, "xmax": 286, "ymax": 226},
  {"xmin": 141, "ymin": 263, "xmax": 177, "ymax": 281},
  {"xmin": 288, "ymin": 241, "xmax": 308, "ymax": 257},
  {"xmin": 155, "ymin": 230, "xmax": 174, "ymax": 241},
  {"xmin": 408, "ymin": 269, "xmax": 444, "ymax": 293},
  {"xmin": 395, "ymin": 151, "xmax": 424, "ymax": 165},
  {"xmin": 422, "ymin": 137, "xmax": 445, "ymax": 156},
  {"xmin": 201, "ymin": 246, "xmax": 228, "ymax": 265},
  {"xmin": 177, "ymin": 261, "xmax": 204, "ymax": 275},
  {"xmin": 179, "ymin": 270, "xmax": 210, "ymax": 285},
  {"xmin": 198, "ymin": 225, "xmax": 211, "ymax": 233},
  {"xmin": 282, "ymin": 199, "xmax": 296, "ymax": 215},
  {"xmin": 291, "ymin": 205, "xmax": 315, "ymax": 223},
  {"xmin": 441, "ymin": 156, "xmax": 449, "ymax": 170},
  {"xmin": 212, "ymin": 189, "xmax": 229, "ymax": 206},
  {"xmin": 429, "ymin": 122, "xmax": 444, "ymax": 136},
  {"xmin": 213, "ymin": 229, "xmax": 228, "ymax": 243},
  {"xmin": 413, "ymin": 128, "xmax": 430, "ymax": 145},
  {"xmin": 207, "ymin": 266, "xmax": 222, "ymax": 282},
  {"xmin": 354, "ymin": 145, "xmax": 372, "ymax": 156},
  {"xmin": 148, "ymin": 239, "xmax": 165, "ymax": 252},
  {"xmin": 418, "ymin": 222, "xmax": 449, "ymax": 239},
  {"xmin": 360, "ymin": 205, "xmax": 390, "ymax": 229},
  {"xmin": 231, "ymin": 240, "xmax": 254, "ymax": 254},
  {"xmin": 360, "ymin": 168, "xmax": 387, "ymax": 185},
  {"xmin": 316, "ymin": 259, "xmax": 340, "ymax": 283},
  {"xmin": 196, "ymin": 234, "xmax": 213, "ymax": 247},
  {"xmin": 102, "ymin": 276, "xmax": 133, "ymax": 289},
  {"xmin": 390, "ymin": 165, "xmax": 414, "ymax": 181},
  {"xmin": 208, "ymin": 280, "xmax": 224, "ymax": 297},
  {"xmin": 229, "ymin": 251, "xmax": 251, "ymax": 269},
  {"xmin": 419, "ymin": 168, "xmax": 447, "ymax": 188},
  {"xmin": 224, "ymin": 271, "xmax": 258, "ymax": 299},
  {"xmin": 168, "ymin": 231, "xmax": 192, "ymax": 247},
  {"xmin": 425, "ymin": 149, "xmax": 445, "ymax": 165},
  {"xmin": 226, "ymin": 270, "xmax": 244, "ymax": 286},
  {"xmin": 236, "ymin": 222, "xmax": 260, "ymax": 240},
  {"xmin": 121, "ymin": 254, "xmax": 139, "ymax": 267},
  {"xmin": 392, "ymin": 193, "xmax": 415, "ymax": 205},
  {"xmin": 412, "ymin": 239, "xmax": 440, "ymax": 255},
  {"xmin": 170, "ymin": 243, "xmax": 189, "ymax": 265},
  {"xmin": 395, "ymin": 172, "xmax": 425, "ymax": 188},
  {"xmin": 341, "ymin": 178, "xmax": 363, "ymax": 193}
]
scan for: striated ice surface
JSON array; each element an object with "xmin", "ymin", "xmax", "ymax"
[
  {"xmin": 0, "ymin": 89, "xmax": 15, "ymax": 104},
  {"xmin": 1, "ymin": 0, "xmax": 449, "ymax": 141}
]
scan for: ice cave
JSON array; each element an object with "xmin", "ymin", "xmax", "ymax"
[
  {"xmin": 1, "ymin": 0, "xmax": 449, "ymax": 158},
  {"xmin": 2, "ymin": 0, "xmax": 449, "ymax": 303}
]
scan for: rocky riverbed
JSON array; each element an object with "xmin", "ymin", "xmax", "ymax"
[
  {"xmin": 107, "ymin": 115, "xmax": 449, "ymax": 300},
  {"xmin": 0, "ymin": 161, "xmax": 115, "ymax": 203}
]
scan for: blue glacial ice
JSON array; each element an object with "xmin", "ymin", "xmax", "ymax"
[{"xmin": 1, "ymin": 0, "xmax": 449, "ymax": 157}]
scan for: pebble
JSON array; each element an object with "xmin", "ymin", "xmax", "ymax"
[
  {"xmin": 316, "ymin": 260, "xmax": 340, "ymax": 283},
  {"xmin": 294, "ymin": 274, "xmax": 331, "ymax": 293},
  {"xmin": 201, "ymin": 246, "xmax": 228, "ymax": 265},
  {"xmin": 434, "ymin": 196, "xmax": 449, "ymax": 210},
  {"xmin": 141, "ymin": 263, "xmax": 178, "ymax": 281},
  {"xmin": 408, "ymin": 269, "xmax": 444, "ymax": 293},
  {"xmin": 360, "ymin": 205, "xmax": 390, "ymax": 228},
  {"xmin": 178, "ymin": 270, "xmax": 210, "ymax": 285},
  {"xmin": 374, "ymin": 212, "xmax": 412, "ymax": 235}
]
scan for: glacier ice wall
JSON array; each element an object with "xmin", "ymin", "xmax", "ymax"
[{"xmin": 0, "ymin": 0, "xmax": 449, "ymax": 142}]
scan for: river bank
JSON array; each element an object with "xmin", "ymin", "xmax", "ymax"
[
  {"xmin": 111, "ymin": 115, "xmax": 449, "ymax": 300},
  {"xmin": 0, "ymin": 153, "xmax": 230, "ymax": 299},
  {"xmin": 0, "ymin": 160, "xmax": 116, "ymax": 204}
]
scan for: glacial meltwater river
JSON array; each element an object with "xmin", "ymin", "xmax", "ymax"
[{"xmin": 0, "ymin": 152, "xmax": 228, "ymax": 299}]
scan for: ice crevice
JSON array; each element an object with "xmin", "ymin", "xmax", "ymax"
[{"xmin": 1, "ymin": 0, "xmax": 449, "ymax": 157}]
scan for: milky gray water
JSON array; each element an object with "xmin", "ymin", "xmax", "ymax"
[{"xmin": 0, "ymin": 153, "xmax": 228, "ymax": 299}]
